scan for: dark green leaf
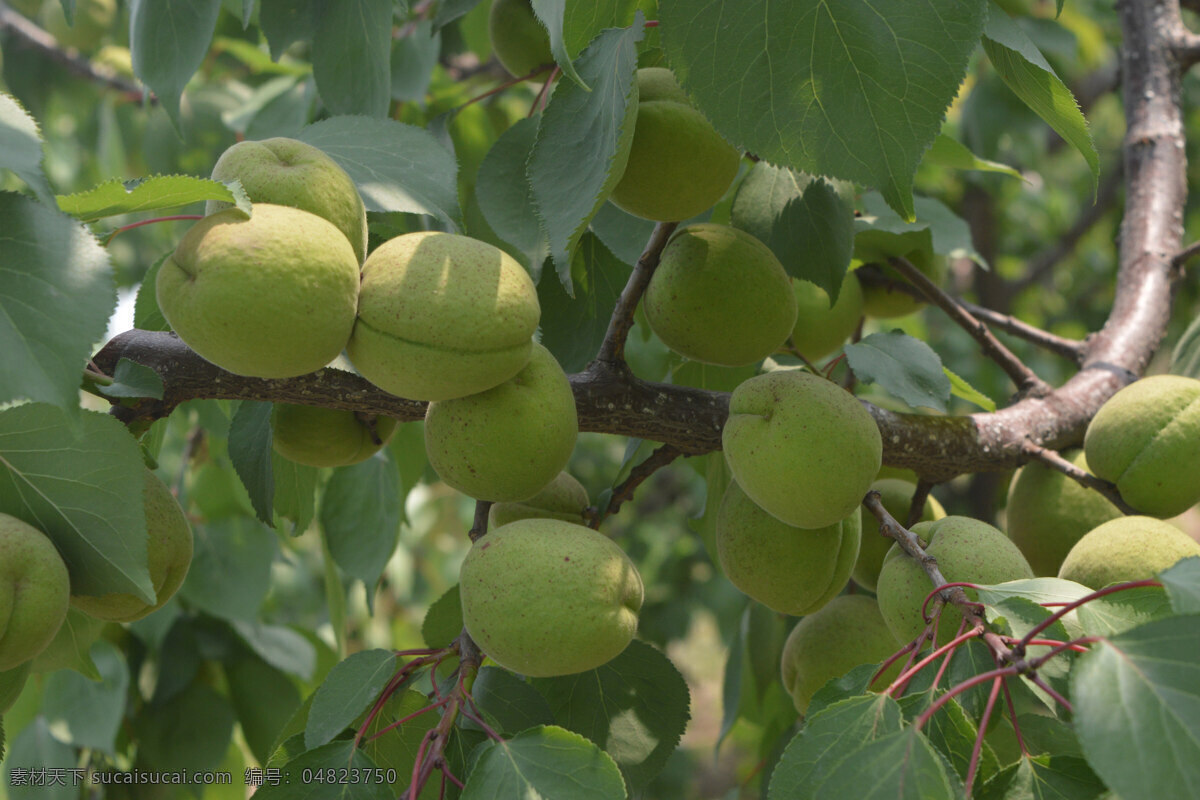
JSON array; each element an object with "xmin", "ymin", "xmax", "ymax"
[
  {"xmin": 462, "ymin": 725, "xmax": 627, "ymax": 800},
  {"xmin": 321, "ymin": 452, "xmax": 402, "ymax": 602},
  {"xmin": 472, "ymin": 667, "xmax": 555, "ymax": 734},
  {"xmin": 528, "ymin": 20, "xmax": 641, "ymax": 289},
  {"xmin": 136, "ymin": 681, "xmax": 236, "ymax": 772},
  {"xmin": 1160, "ymin": 556, "xmax": 1200, "ymax": 614},
  {"xmin": 977, "ymin": 755, "xmax": 1107, "ymax": 800},
  {"xmin": 100, "ymin": 358, "xmax": 164, "ymax": 400},
  {"xmin": 0, "ymin": 192, "xmax": 114, "ymax": 412},
  {"xmin": 434, "ymin": 0, "xmax": 480, "ymax": 30},
  {"xmin": 659, "ymin": 0, "xmax": 987, "ymax": 220},
  {"xmin": 271, "ymin": 452, "xmax": 318, "ymax": 533},
  {"xmin": 537, "ymin": 232, "xmax": 631, "ymax": 372},
  {"xmin": 1070, "ymin": 615, "xmax": 1200, "ymax": 800},
  {"xmin": 227, "ymin": 654, "xmax": 303, "ymax": 765},
  {"xmin": 857, "ymin": 192, "xmax": 987, "ymax": 268},
  {"xmin": 6, "ymin": 718, "xmax": 76, "ymax": 800},
  {"xmin": 589, "ymin": 201, "xmax": 657, "ymax": 265},
  {"xmin": 391, "ymin": 20, "xmax": 441, "ymax": 102},
  {"xmin": 534, "ymin": 640, "xmax": 690, "ymax": 788},
  {"xmin": 477, "ymin": 116, "xmax": 549, "ymax": 273},
  {"xmin": 41, "ymin": 640, "xmax": 128, "ymax": 754},
  {"xmin": 179, "ymin": 517, "xmax": 278, "ymax": 620},
  {"xmin": 0, "ymin": 404, "xmax": 151, "ymax": 600},
  {"xmin": 312, "ymin": 0, "xmax": 393, "ymax": 117},
  {"xmin": 305, "ymin": 649, "xmax": 398, "ymax": 749},
  {"xmin": 0, "ymin": 93, "xmax": 54, "ymax": 202},
  {"xmin": 422, "ymin": 584, "xmax": 463, "ymax": 649},
  {"xmin": 982, "ymin": 10, "xmax": 1099, "ymax": 188},
  {"xmin": 229, "ymin": 400, "xmax": 275, "ymax": 525},
  {"xmin": 57, "ymin": 174, "xmax": 251, "ymax": 222},
  {"xmin": 229, "ymin": 620, "xmax": 317, "ymax": 680},
  {"xmin": 298, "ymin": 116, "xmax": 460, "ymax": 225},
  {"xmin": 361, "ymin": 688, "xmax": 440, "ymax": 799},
  {"xmin": 845, "ymin": 330, "xmax": 952, "ymax": 412},
  {"xmin": 259, "ymin": 0, "xmax": 317, "ymax": 61},
  {"xmin": 259, "ymin": 740, "xmax": 395, "ymax": 800},
  {"xmin": 130, "ymin": 0, "xmax": 223, "ymax": 131},
  {"xmin": 135, "ymin": 255, "xmax": 171, "ymax": 332}
]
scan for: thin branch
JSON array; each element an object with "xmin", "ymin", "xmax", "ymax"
[
  {"xmin": 593, "ymin": 222, "xmax": 678, "ymax": 365},
  {"xmin": 1173, "ymin": 31, "xmax": 1200, "ymax": 68},
  {"xmin": 906, "ymin": 480, "xmax": 934, "ymax": 527},
  {"xmin": 888, "ymin": 256, "xmax": 1050, "ymax": 395},
  {"xmin": 1171, "ymin": 239, "xmax": 1200, "ymax": 269},
  {"xmin": 469, "ymin": 500, "xmax": 492, "ymax": 542},
  {"xmin": 1019, "ymin": 441, "xmax": 1137, "ymax": 514},
  {"xmin": 585, "ymin": 443, "xmax": 682, "ymax": 529},
  {"xmin": 959, "ymin": 301, "xmax": 1086, "ymax": 364}
]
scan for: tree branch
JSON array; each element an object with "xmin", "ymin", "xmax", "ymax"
[
  {"xmin": 1019, "ymin": 441, "xmax": 1136, "ymax": 514},
  {"xmin": 594, "ymin": 222, "xmax": 677, "ymax": 365},
  {"xmin": 959, "ymin": 302, "xmax": 1087, "ymax": 364},
  {"xmin": 586, "ymin": 443, "xmax": 682, "ymax": 529}
]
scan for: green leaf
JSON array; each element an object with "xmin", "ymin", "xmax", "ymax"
[
  {"xmin": 477, "ymin": 116, "xmax": 549, "ymax": 273},
  {"xmin": 533, "ymin": 0, "xmax": 642, "ymax": 89},
  {"xmin": 391, "ymin": 20, "xmax": 441, "ymax": 103},
  {"xmin": 99, "ymin": 358, "xmax": 165, "ymax": 400},
  {"xmin": 134, "ymin": 255, "xmax": 171, "ymax": 332},
  {"xmin": 977, "ymin": 755, "xmax": 1106, "ymax": 800},
  {"xmin": 259, "ymin": 0, "xmax": 317, "ymax": 61},
  {"xmin": 1071, "ymin": 615, "xmax": 1200, "ymax": 800},
  {"xmin": 1170, "ymin": 313, "xmax": 1200, "ymax": 379},
  {"xmin": 433, "ymin": 0, "xmax": 479, "ymax": 30},
  {"xmin": 982, "ymin": 8, "xmax": 1099, "ymax": 189},
  {"xmin": 179, "ymin": 517, "xmax": 278, "ymax": 620},
  {"xmin": 0, "ymin": 404, "xmax": 152, "ymax": 600},
  {"xmin": 31, "ymin": 608, "xmax": 104, "ymax": 678},
  {"xmin": 857, "ymin": 192, "xmax": 989, "ymax": 269},
  {"xmin": 1073, "ymin": 585, "xmax": 1174, "ymax": 638},
  {"xmin": 136, "ymin": 681, "xmax": 237, "ymax": 772},
  {"xmin": 229, "ymin": 620, "xmax": 317, "ymax": 680},
  {"xmin": 271, "ymin": 452, "xmax": 318, "ymax": 533},
  {"xmin": 688, "ymin": 451, "xmax": 731, "ymax": 568},
  {"xmin": 258, "ymin": 740, "xmax": 394, "ymax": 799},
  {"xmin": 6, "ymin": 718, "xmax": 76, "ymax": 800},
  {"xmin": 229, "ymin": 400, "xmax": 276, "ymax": 525},
  {"xmin": 312, "ymin": 0, "xmax": 393, "ymax": 117},
  {"xmin": 226, "ymin": 654, "xmax": 303, "ymax": 765},
  {"xmin": 321, "ymin": 452, "xmax": 402, "ymax": 604},
  {"xmin": 360, "ymin": 689, "xmax": 440, "ymax": 799},
  {"xmin": 944, "ymin": 366, "xmax": 996, "ymax": 412},
  {"xmin": 768, "ymin": 694, "xmax": 905, "ymax": 800},
  {"xmin": 305, "ymin": 649, "xmax": 397, "ymax": 749},
  {"xmin": 537, "ymin": 232, "xmax": 631, "ymax": 372},
  {"xmin": 0, "ymin": 93, "xmax": 54, "ymax": 203},
  {"xmin": 57, "ymin": 175, "xmax": 251, "ymax": 222},
  {"xmin": 845, "ymin": 330, "xmax": 952, "ymax": 412},
  {"xmin": 0, "ymin": 192, "xmax": 115, "ymax": 413},
  {"xmin": 731, "ymin": 163, "xmax": 855, "ymax": 302},
  {"xmin": 421, "ymin": 584, "xmax": 463, "ymax": 649},
  {"xmin": 130, "ymin": 0, "xmax": 223, "ymax": 131},
  {"xmin": 531, "ymin": 0, "xmax": 585, "ymax": 88},
  {"xmin": 922, "ymin": 135, "xmax": 1025, "ymax": 181},
  {"xmin": 472, "ymin": 667, "xmax": 555, "ymax": 734},
  {"xmin": 659, "ymin": 0, "xmax": 987, "ymax": 220},
  {"xmin": 528, "ymin": 20, "xmax": 641, "ymax": 290},
  {"xmin": 590, "ymin": 201, "xmax": 657, "ymax": 265},
  {"xmin": 533, "ymin": 640, "xmax": 690, "ymax": 789},
  {"xmin": 1161, "ymin": 556, "xmax": 1200, "ymax": 615},
  {"xmin": 298, "ymin": 116, "xmax": 460, "ymax": 225},
  {"xmin": 462, "ymin": 725, "xmax": 627, "ymax": 800},
  {"xmin": 41, "ymin": 640, "xmax": 128, "ymax": 754}
]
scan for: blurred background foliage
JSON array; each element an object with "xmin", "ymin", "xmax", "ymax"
[{"xmin": 2, "ymin": 0, "xmax": 1199, "ymax": 797}]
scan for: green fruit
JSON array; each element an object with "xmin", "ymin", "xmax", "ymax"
[
  {"xmin": 644, "ymin": 224, "xmax": 797, "ymax": 366},
  {"xmin": 272, "ymin": 405, "xmax": 398, "ymax": 468},
  {"xmin": 0, "ymin": 514, "xmax": 70, "ymax": 671},
  {"xmin": 489, "ymin": 471, "xmax": 589, "ymax": 528},
  {"xmin": 609, "ymin": 68, "xmax": 741, "ymax": 222},
  {"xmin": 206, "ymin": 138, "xmax": 369, "ymax": 264},
  {"xmin": 853, "ymin": 479, "xmax": 945, "ymax": 592},
  {"xmin": 857, "ymin": 258, "xmax": 945, "ymax": 319},
  {"xmin": 425, "ymin": 343, "xmax": 577, "ymax": 502},
  {"xmin": 1057, "ymin": 516, "xmax": 1200, "ymax": 589},
  {"xmin": 779, "ymin": 595, "xmax": 903, "ymax": 715},
  {"xmin": 487, "ymin": 0, "xmax": 553, "ymax": 77},
  {"xmin": 0, "ymin": 661, "xmax": 31, "ymax": 713},
  {"xmin": 1083, "ymin": 375, "xmax": 1200, "ymax": 518},
  {"xmin": 348, "ymin": 231, "xmax": 541, "ymax": 402},
  {"xmin": 72, "ymin": 470, "xmax": 193, "ymax": 623},
  {"xmin": 716, "ymin": 481, "xmax": 860, "ymax": 615},
  {"xmin": 791, "ymin": 276, "xmax": 864, "ymax": 362},
  {"xmin": 460, "ymin": 519, "xmax": 644, "ymax": 677},
  {"xmin": 876, "ymin": 516, "xmax": 1034, "ymax": 646},
  {"xmin": 157, "ymin": 204, "xmax": 360, "ymax": 379},
  {"xmin": 41, "ymin": 0, "xmax": 116, "ymax": 53},
  {"xmin": 1005, "ymin": 449, "xmax": 1122, "ymax": 577},
  {"xmin": 723, "ymin": 370, "xmax": 882, "ymax": 529}
]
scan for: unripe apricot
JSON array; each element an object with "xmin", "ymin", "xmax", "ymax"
[
  {"xmin": 0, "ymin": 514, "xmax": 70, "ymax": 671},
  {"xmin": 489, "ymin": 472, "xmax": 589, "ymax": 528},
  {"xmin": 853, "ymin": 479, "xmax": 945, "ymax": 592},
  {"xmin": 791, "ymin": 276, "xmax": 864, "ymax": 363},
  {"xmin": 488, "ymin": 0, "xmax": 553, "ymax": 78},
  {"xmin": 644, "ymin": 224, "xmax": 797, "ymax": 366},
  {"xmin": 272, "ymin": 405, "xmax": 397, "ymax": 468},
  {"xmin": 1058, "ymin": 516, "xmax": 1200, "ymax": 589}
]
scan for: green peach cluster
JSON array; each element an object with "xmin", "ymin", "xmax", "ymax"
[{"xmin": 1058, "ymin": 516, "xmax": 1200, "ymax": 589}]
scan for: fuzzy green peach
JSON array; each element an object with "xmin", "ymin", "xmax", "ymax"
[
  {"xmin": 853, "ymin": 479, "xmax": 945, "ymax": 592},
  {"xmin": 791, "ymin": 276, "xmax": 864, "ymax": 363},
  {"xmin": 272, "ymin": 405, "xmax": 398, "ymax": 468},
  {"xmin": 488, "ymin": 0, "xmax": 553, "ymax": 77},
  {"xmin": 1058, "ymin": 516, "xmax": 1200, "ymax": 589},
  {"xmin": 489, "ymin": 472, "xmax": 589, "ymax": 528},
  {"xmin": 0, "ymin": 514, "xmax": 70, "ymax": 671}
]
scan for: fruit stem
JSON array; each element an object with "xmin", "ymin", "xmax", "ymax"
[
  {"xmin": 912, "ymin": 665, "xmax": 1019, "ymax": 733},
  {"xmin": 457, "ymin": 63, "xmax": 555, "ymax": 114},
  {"xmin": 965, "ymin": 675, "xmax": 1006, "ymax": 797},
  {"xmin": 594, "ymin": 222, "xmax": 678, "ymax": 365},
  {"xmin": 887, "ymin": 625, "xmax": 982, "ymax": 697},
  {"xmin": 1018, "ymin": 580, "xmax": 1160, "ymax": 647},
  {"xmin": 102, "ymin": 215, "xmax": 203, "ymax": 246}
]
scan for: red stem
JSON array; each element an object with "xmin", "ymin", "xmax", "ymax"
[
  {"xmin": 921, "ymin": 582, "xmax": 983, "ymax": 625},
  {"xmin": 366, "ymin": 698, "xmax": 450, "ymax": 741},
  {"xmin": 913, "ymin": 666, "xmax": 1019, "ymax": 732},
  {"xmin": 966, "ymin": 676, "xmax": 1005, "ymax": 796},
  {"xmin": 1000, "ymin": 680, "xmax": 1029, "ymax": 757},
  {"xmin": 103, "ymin": 214, "xmax": 203, "ymax": 246},
  {"xmin": 1020, "ymin": 580, "xmax": 1161, "ymax": 647},
  {"xmin": 888, "ymin": 627, "xmax": 982, "ymax": 696}
]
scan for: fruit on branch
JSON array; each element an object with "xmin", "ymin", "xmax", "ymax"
[
  {"xmin": 716, "ymin": 481, "xmax": 860, "ymax": 615},
  {"xmin": 779, "ymin": 595, "xmax": 903, "ymax": 715},
  {"xmin": 459, "ymin": 519, "xmax": 644, "ymax": 677},
  {"xmin": 41, "ymin": 0, "xmax": 116, "ymax": 53},
  {"xmin": 1005, "ymin": 449, "xmax": 1121, "ymax": 577},
  {"xmin": 72, "ymin": 470, "xmax": 193, "ymax": 622},
  {"xmin": 609, "ymin": 67, "xmax": 742, "ymax": 222},
  {"xmin": 856, "ymin": 258, "xmax": 945, "ymax": 319},
  {"xmin": 723, "ymin": 370, "xmax": 882, "ymax": 529},
  {"xmin": 489, "ymin": 471, "xmax": 589, "ymax": 528},
  {"xmin": 1057, "ymin": 516, "xmax": 1200, "ymax": 589},
  {"xmin": 876, "ymin": 516, "xmax": 1034, "ymax": 646},
  {"xmin": 853, "ymin": 479, "xmax": 945, "ymax": 592},
  {"xmin": 156, "ymin": 204, "xmax": 360, "ymax": 378},
  {"xmin": 206, "ymin": 137, "xmax": 368, "ymax": 263},
  {"xmin": 488, "ymin": 0, "xmax": 553, "ymax": 78},
  {"xmin": 271, "ymin": 405, "xmax": 398, "ymax": 468},
  {"xmin": 347, "ymin": 231, "xmax": 540, "ymax": 402},
  {"xmin": 0, "ymin": 514, "xmax": 70, "ymax": 671},
  {"xmin": 790, "ymin": 276, "xmax": 864, "ymax": 363},
  {"xmin": 644, "ymin": 224, "xmax": 798, "ymax": 366},
  {"xmin": 425, "ymin": 343, "xmax": 577, "ymax": 502},
  {"xmin": 1083, "ymin": 375, "xmax": 1200, "ymax": 518}
]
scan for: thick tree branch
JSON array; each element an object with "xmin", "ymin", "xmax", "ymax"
[{"xmin": 594, "ymin": 222, "xmax": 677, "ymax": 365}]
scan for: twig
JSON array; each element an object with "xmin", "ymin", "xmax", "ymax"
[
  {"xmin": 966, "ymin": 676, "xmax": 1006, "ymax": 794},
  {"xmin": 456, "ymin": 62, "xmax": 555, "ymax": 114},
  {"xmin": 1171, "ymin": 239, "xmax": 1200, "ymax": 270},
  {"xmin": 1025, "ymin": 674, "xmax": 1073, "ymax": 713},
  {"xmin": 887, "ymin": 256, "xmax": 1050, "ymax": 395},
  {"xmin": 999, "ymin": 680, "xmax": 1028, "ymax": 757},
  {"xmin": 907, "ymin": 480, "xmax": 935, "ymax": 527},
  {"xmin": 594, "ymin": 222, "xmax": 678, "ymax": 365},
  {"xmin": 405, "ymin": 632, "xmax": 484, "ymax": 799},
  {"xmin": 959, "ymin": 302, "xmax": 1086, "ymax": 363},
  {"xmin": 1173, "ymin": 31, "xmax": 1200, "ymax": 68},
  {"xmin": 1019, "ymin": 441, "xmax": 1136, "ymax": 514},
  {"xmin": 1018, "ymin": 580, "xmax": 1160, "ymax": 647},
  {"xmin": 586, "ymin": 443, "xmax": 682, "ymax": 529},
  {"xmin": 469, "ymin": 500, "xmax": 492, "ymax": 543}
]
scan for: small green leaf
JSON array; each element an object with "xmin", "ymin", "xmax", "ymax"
[
  {"xmin": 321, "ymin": 452, "xmax": 402, "ymax": 605},
  {"xmin": 943, "ymin": 366, "xmax": 996, "ymax": 412},
  {"xmin": 462, "ymin": 725, "xmax": 627, "ymax": 800},
  {"xmin": 228, "ymin": 401, "xmax": 276, "ymax": 526},
  {"xmin": 477, "ymin": 116, "xmax": 549, "ymax": 273},
  {"xmin": 360, "ymin": 689, "xmax": 440, "ymax": 799},
  {"xmin": 136, "ymin": 681, "xmax": 236, "ymax": 773},
  {"xmin": 305, "ymin": 649, "xmax": 398, "ymax": 749},
  {"xmin": 922, "ymin": 134, "xmax": 1024, "ymax": 181},
  {"xmin": 1170, "ymin": 314, "xmax": 1200, "ymax": 379},
  {"xmin": 271, "ymin": 453, "xmax": 317, "ymax": 533},
  {"xmin": 229, "ymin": 620, "xmax": 317, "ymax": 680},
  {"xmin": 421, "ymin": 584, "xmax": 463, "ymax": 649},
  {"xmin": 0, "ymin": 93, "xmax": 54, "ymax": 203},
  {"xmin": 472, "ymin": 667, "xmax": 555, "ymax": 734},
  {"xmin": 977, "ymin": 755, "xmax": 1106, "ymax": 800},
  {"xmin": 1160, "ymin": 556, "xmax": 1200, "ymax": 614},
  {"xmin": 130, "ymin": 0, "xmax": 223, "ymax": 132},
  {"xmin": 259, "ymin": 0, "xmax": 317, "ymax": 61},
  {"xmin": 178, "ymin": 517, "xmax": 278, "ymax": 621},
  {"xmin": 99, "ymin": 358, "xmax": 165, "ymax": 400},
  {"xmin": 258, "ymin": 740, "xmax": 394, "ymax": 799},
  {"xmin": 537, "ymin": 233, "xmax": 631, "ymax": 372},
  {"xmin": 845, "ymin": 331, "xmax": 952, "ymax": 412},
  {"xmin": 41, "ymin": 640, "xmax": 128, "ymax": 754},
  {"xmin": 311, "ymin": 0, "xmax": 393, "ymax": 117},
  {"xmin": 135, "ymin": 255, "xmax": 171, "ymax": 332},
  {"xmin": 226, "ymin": 655, "xmax": 303, "ymax": 765},
  {"xmin": 57, "ymin": 175, "xmax": 251, "ymax": 222}
]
